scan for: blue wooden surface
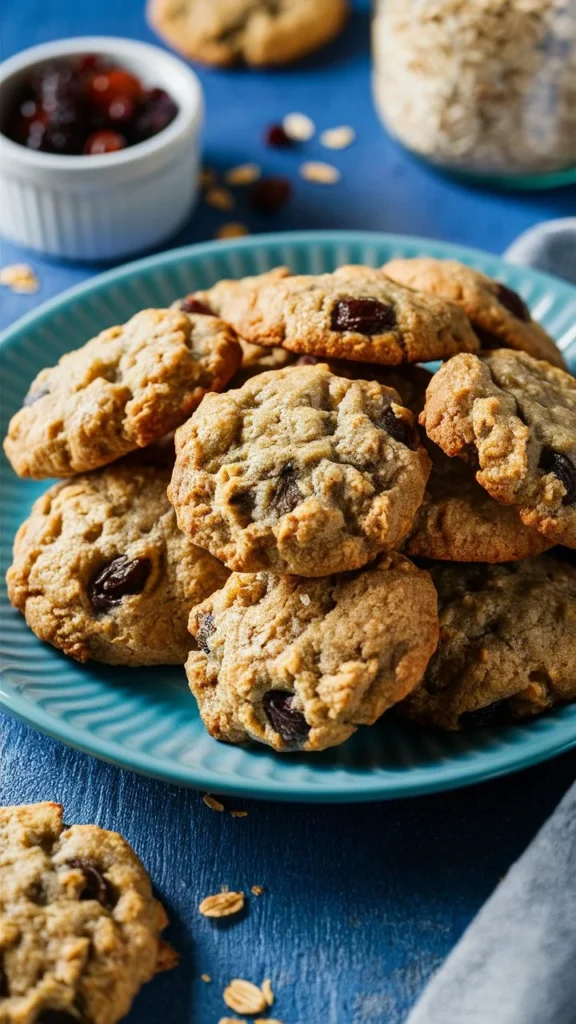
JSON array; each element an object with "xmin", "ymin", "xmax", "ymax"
[{"xmin": 1, "ymin": 2, "xmax": 576, "ymax": 1021}]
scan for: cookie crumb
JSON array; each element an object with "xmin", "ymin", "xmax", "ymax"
[
  {"xmin": 283, "ymin": 112, "xmax": 315, "ymax": 141},
  {"xmin": 299, "ymin": 593, "xmax": 311, "ymax": 606},
  {"xmin": 261, "ymin": 979, "xmax": 274, "ymax": 1007},
  {"xmin": 300, "ymin": 161, "xmax": 341, "ymax": 184},
  {"xmin": 224, "ymin": 163, "xmax": 261, "ymax": 186},
  {"xmin": 203, "ymin": 794, "xmax": 225, "ymax": 812},
  {"xmin": 0, "ymin": 264, "xmax": 39, "ymax": 294},
  {"xmin": 320, "ymin": 126, "xmax": 355, "ymax": 150},
  {"xmin": 251, "ymin": 885, "xmax": 264, "ymax": 896},
  {"xmin": 205, "ymin": 186, "xmax": 235, "ymax": 211},
  {"xmin": 230, "ymin": 809, "xmax": 249, "ymax": 818},
  {"xmin": 199, "ymin": 891, "xmax": 245, "ymax": 918},
  {"xmin": 201, "ymin": 973, "xmax": 212, "ymax": 983},
  {"xmin": 223, "ymin": 979, "xmax": 268, "ymax": 1015},
  {"xmin": 215, "ymin": 223, "xmax": 250, "ymax": 240}
]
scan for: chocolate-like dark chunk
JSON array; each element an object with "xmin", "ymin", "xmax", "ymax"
[
  {"xmin": 272, "ymin": 462, "xmax": 301, "ymax": 515},
  {"xmin": 36, "ymin": 1011, "xmax": 81, "ymax": 1023},
  {"xmin": 88, "ymin": 556, "xmax": 151, "ymax": 613},
  {"xmin": 229, "ymin": 490, "xmax": 255, "ymax": 517},
  {"xmin": 179, "ymin": 296, "xmax": 213, "ymax": 316},
  {"xmin": 539, "ymin": 447, "xmax": 576, "ymax": 506},
  {"xmin": 67, "ymin": 858, "xmax": 115, "ymax": 907},
  {"xmin": 459, "ymin": 700, "xmax": 511, "ymax": 729},
  {"xmin": 0, "ymin": 957, "xmax": 8, "ymax": 997},
  {"xmin": 381, "ymin": 405, "xmax": 417, "ymax": 450},
  {"xmin": 196, "ymin": 613, "xmax": 215, "ymax": 655},
  {"xmin": 495, "ymin": 283, "xmax": 530, "ymax": 322},
  {"xmin": 249, "ymin": 176, "xmax": 292, "ymax": 214},
  {"xmin": 23, "ymin": 383, "xmax": 50, "ymax": 407},
  {"xmin": 263, "ymin": 690, "xmax": 309, "ymax": 746},
  {"xmin": 331, "ymin": 298, "xmax": 396, "ymax": 335}
]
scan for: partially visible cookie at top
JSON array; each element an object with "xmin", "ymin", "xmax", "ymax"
[
  {"xmin": 383, "ymin": 256, "xmax": 567, "ymax": 369},
  {"xmin": 168, "ymin": 363, "xmax": 431, "ymax": 577},
  {"xmin": 194, "ymin": 265, "xmax": 479, "ymax": 365},
  {"xmin": 186, "ymin": 552, "xmax": 439, "ymax": 752},
  {"xmin": 399, "ymin": 555, "xmax": 576, "ymax": 731},
  {"xmin": 420, "ymin": 349, "xmax": 576, "ymax": 548},
  {"xmin": 0, "ymin": 801, "xmax": 176, "ymax": 1024},
  {"xmin": 405, "ymin": 440, "xmax": 553, "ymax": 563},
  {"xmin": 7, "ymin": 458, "xmax": 229, "ymax": 666},
  {"xmin": 3, "ymin": 308, "xmax": 242, "ymax": 479},
  {"xmin": 294, "ymin": 355, "xmax": 432, "ymax": 414},
  {"xmin": 147, "ymin": 0, "xmax": 348, "ymax": 67}
]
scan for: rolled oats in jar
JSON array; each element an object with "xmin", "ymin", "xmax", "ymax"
[{"xmin": 372, "ymin": 0, "xmax": 576, "ymax": 181}]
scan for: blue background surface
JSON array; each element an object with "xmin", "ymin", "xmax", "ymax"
[{"xmin": 1, "ymin": 2, "xmax": 576, "ymax": 1021}]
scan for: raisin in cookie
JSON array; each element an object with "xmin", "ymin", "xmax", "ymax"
[
  {"xmin": 147, "ymin": 0, "xmax": 348, "ymax": 67},
  {"xmin": 0, "ymin": 802, "xmax": 176, "ymax": 1024},
  {"xmin": 405, "ymin": 440, "xmax": 552, "ymax": 562},
  {"xmin": 194, "ymin": 265, "xmax": 479, "ymax": 365},
  {"xmin": 383, "ymin": 256, "xmax": 566, "ymax": 369},
  {"xmin": 7, "ymin": 458, "xmax": 229, "ymax": 666},
  {"xmin": 168, "ymin": 364, "xmax": 431, "ymax": 576},
  {"xmin": 3, "ymin": 308, "xmax": 241, "ymax": 479},
  {"xmin": 421, "ymin": 349, "xmax": 576, "ymax": 548},
  {"xmin": 187, "ymin": 552, "xmax": 438, "ymax": 752},
  {"xmin": 399, "ymin": 556, "xmax": 576, "ymax": 731}
]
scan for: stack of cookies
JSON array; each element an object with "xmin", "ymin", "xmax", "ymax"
[{"xmin": 4, "ymin": 258, "xmax": 576, "ymax": 754}]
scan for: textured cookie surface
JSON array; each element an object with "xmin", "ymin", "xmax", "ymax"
[
  {"xmin": 187, "ymin": 552, "xmax": 439, "ymax": 752},
  {"xmin": 421, "ymin": 349, "xmax": 576, "ymax": 548},
  {"xmin": 196, "ymin": 265, "xmax": 479, "ymax": 365},
  {"xmin": 383, "ymin": 256, "xmax": 566, "ymax": 368},
  {"xmin": 0, "ymin": 802, "xmax": 176, "ymax": 1024},
  {"xmin": 169, "ymin": 364, "xmax": 431, "ymax": 576},
  {"xmin": 3, "ymin": 309, "xmax": 241, "ymax": 479},
  {"xmin": 400, "ymin": 556, "xmax": 576, "ymax": 730},
  {"xmin": 405, "ymin": 440, "xmax": 552, "ymax": 562},
  {"xmin": 7, "ymin": 459, "xmax": 229, "ymax": 666},
  {"xmin": 148, "ymin": 0, "xmax": 348, "ymax": 67}
]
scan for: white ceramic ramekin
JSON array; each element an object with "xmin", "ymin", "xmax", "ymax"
[{"xmin": 0, "ymin": 37, "xmax": 203, "ymax": 261}]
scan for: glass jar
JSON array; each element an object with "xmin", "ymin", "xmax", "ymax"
[{"xmin": 372, "ymin": 0, "xmax": 576, "ymax": 188}]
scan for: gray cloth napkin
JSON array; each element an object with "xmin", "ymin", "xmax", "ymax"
[{"xmin": 406, "ymin": 220, "xmax": 576, "ymax": 1024}]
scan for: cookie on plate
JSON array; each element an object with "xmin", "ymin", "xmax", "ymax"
[
  {"xmin": 3, "ymin": 308, "xmax": 241, "ymax": 479},
  {"xmin": 399, "ymin": 556, "xmax": 576, "ymax": 730},
  {"xmin": 420, "ymin": 349, "xmax": 576, "ymax": 548},
  {"xmin": 194, "ymin": 265, "xmax": 479, "ymax": 365},
  {"xmin": 147, "ymin": 0, "xmax": 348, "ymax": 67},
  {"xmin": 168, "ymin": 363, "xmax": 431, "ymax": 576},
  {"xmin": 7, "ymin": 458, "xmax": 229, "ymax": 666},
  {"xmin": 187, "ymin": 551, "xmax": 439, "ymax": 752},
  {"xmin": 383, "ymin": 256, "xmax": 566, "ymax": 369},
  {"xmin": 0, "ymin": 801, "xmax": 176, "ymax": 1024},
  {"xmin": 405, "ymin": 441, "xmax": 553, "ymax": 562},
  {"xmin": 294, "ymin": 355, "xmax": 432, "ymax": 414}
]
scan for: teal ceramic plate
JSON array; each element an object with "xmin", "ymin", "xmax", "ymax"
[{"xmin": 2, "ymin": 231, "xmax": 576, "ymax": 802}]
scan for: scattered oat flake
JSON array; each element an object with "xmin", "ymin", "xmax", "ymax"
[
  {"xmin": 218, "ymin": 1019, "xmax": 247, "ymax": 1024},
  {"xmin": 283, "ymin": 112, "xmax": 315, "ymax": 141},
  {"xmin": 320, "ymin": 125, "xmax": 356, "ymax": 150},
  {"xmin": 201, "ymin": 973, "xmax": 212, "ymax": 983},
  {"xmin": 203, "ymin": 794, "xmax": 225, "ymax": 812},
  {"xmin": 224, "ymin": 163, "xmax": 261, "ymax": 186},
  {"xmin": 261, "ymin": 979, "xmax": 274, "ymax": 1007},
  {"xmin": 256, "ymin": 1019, "xmax": 285, "ymax": 1024},
  {"xmin": 299, "ymin": 593, "xmax": 311, "ymax": 606},
  {"xmin": 223, "ymin": 979, "xmax": 268, "ymax": 1016},
  {"xmin": 215, "ymin": 223, "xmax": 250, "ymax": 240},
  {"xmin": 251, "ymin": 884, "xmax": 264, "ymax": 896},
  {"xmin": 0, "ymin": 264, "xmax": 39, "ymax": 294},
  {"xmin": 300, "ymin": 161, "xmax": 341, "ymax": 184},
  {"xmin": 230, "ymin": 809, "xmax": 248, "ymax": 818},
  {"xmin": 199, "ymin": 891, "xmax": 245, "ymax": 918},
  {"xmin": 205, "ymin": 186, "xmax": 235, "ymax": 211}
]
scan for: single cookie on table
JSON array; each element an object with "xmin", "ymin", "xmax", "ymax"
[
  {"xmin": 383, "ymin": 256, "xmax": 566, "ymax": 369},
  {"xmin": 405, "ymin": 440, "xmax": 553, "ymax": 562},
  {"xmin": 399, "ymin": 555, "xmax": 576, "ymax": 731},
  {"xmin": 0, "ymin": 802, "xmax": 176, "ymax": 1024},
  {"xmin": 7, "ymin": 458, "xmax": 229, "ymax": 666},
  {"xmin": 187, "ymin": 551, "xmax": 439, "ymax": 752},
  {"xmin": 147, "ymin": 0, "xmax": 348, "ymax": 67},
  {"xmin": 420, "ymin": 349, "xmax": 576, "ymax": 548},
  {"xmin": 3, "ymin": 308, "xmax": 241, "ymax": 479},
  {"xmin": 193, "ymin": 265, "xmax": 479, "ymax": 365},
  {"xmin": 168, "ymin": 363, "xmax": 431, "ymax": 576}
]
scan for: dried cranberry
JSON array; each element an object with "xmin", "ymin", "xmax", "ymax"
[
  {"xmin": 133, "ymin": 88, "xmax": 178, "ymax": 141},
  {"xmin": 196, "ymin": 613, "xmax": 215, "ymax": 655},
  {"xmin": 249, "ymin": 177, "xmax": 292, "ymax": 214},
  {"xmin": 84, "ymin": 130, "xmax": 126, "ymax": 155},
  {"xmin": 67, "ymin": 858, "xmax": 115, "ymax": 907},
  {"xmin": 107, "ymin": 95, "xmax": 135, "ymax": 124},
  {"xmin": 76, "ymin": 54, "xmax": 101, "ymax": 74},
  {"xmin": 85, "ymin": 68, "xmax": 142, "ymax": 107},
  {"xmin": 265, "ymin": 123, "xmax": 293, "ymax": 148},
  {"xmin": 36, "ymin": 1012, "xmax": 81, "ymax": 1024},
  {"xmin": 272, "ymin": 463, "xmax": 301, "ymax": 515},
  {"xmin": 495, "ymin": 283, "xmax": 530, "ymax": 322},
  {"xmin": 88, "ymin": 556, "xmax": 151, "ymax": 613},
  {"xmin": 381, "ymin": 405, "xmax": 416, "ymax": 449},
  {"xmin": 539, "ymin": 447, "xmax": 576, "ymax": 505},
  {"xmin": 179, "ymin": 296, "xmax": 213, "ymax": 316},
  {"xmin": 331, "ymin": 298, "xmax": 397, "ymax": 335},
  {"xmin": 23, "ymin": 384, "xmax": 50, "ymax": 407},
  {"xmin": 459, "ymin": 700, "xmax": 511, "ymax": 729},
  {"xmin": 263, "ymin": 691, "xmax": 309, "ymax": 746}
]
